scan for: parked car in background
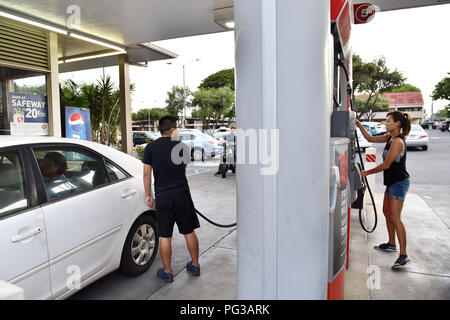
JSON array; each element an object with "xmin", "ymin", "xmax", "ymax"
[
  {"xmin": 438, "ymin": 121, "xmax": 450, "ymax": 132},
  {"xmin": 406, "ymin": 125, "xmax": 429, "ymax": 150},
  {"xmin": 213, "ymin": 127, "xmax": 231, "ymax": 141},
  {"xmin": 132, "ymin": 131, "xmax": 160, "ymax": 146},
  {"xmin": 356, "ymin": 128, "xmax": 373, "ymax": 152},
  {"xmin": 179, "ymin": 129, "xmax": 223, "ymax": 161},
  {"xmin": 420, "ymin": 120, "xmax": 431, "ymax": 129},
  {"xmin": 0, "ymin": 136, "xmax": 158, "ymax": 299},
  {"xmin": 360, "ymin": 122, "xmax": 377, "ymax": 136},
  {"xmin": 361, "ymin": 121, "xmax": 385, "ymax": 136}
]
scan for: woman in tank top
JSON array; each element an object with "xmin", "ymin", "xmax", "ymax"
[{"xmin": 356, "ymin": 111, "xmax": 412, "ymax": 269}]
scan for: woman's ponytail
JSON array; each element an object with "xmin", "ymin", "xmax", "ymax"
[{"xmin": 401, "ymin": 112, "xmax": 412, "ymax": 137}]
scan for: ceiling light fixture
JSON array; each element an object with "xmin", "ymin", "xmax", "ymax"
[
  {"xmin": 69, "ymin": 32, "xmax": 125, "ymax": 52},
  {"xmin": 59, "ymin": 50, "xmax": 126, "ymax": 64},
  {"xmin": 0, "ymin": 10, "xmax": 67, "ymax": 34}
]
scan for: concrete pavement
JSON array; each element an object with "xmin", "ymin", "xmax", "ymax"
[
  {"xmin": 345, "ymin": 191, "xmax": 450, "ymax": 300},
  {"xmin": 147, "ymin": 189, "xmax": 450, "ymax": 300}
]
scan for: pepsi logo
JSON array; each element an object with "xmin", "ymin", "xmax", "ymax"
[{"xmin": 69, "ymin": 112, "xmax": 84, "ymax": 132}]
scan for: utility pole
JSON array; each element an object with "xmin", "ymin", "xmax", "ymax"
[
  {"xmin": 148, "ymin": 107, "xmax": 151, "ymax": 131},
  {"xmin": 431, "ymin": 99, "xmax": 434, "ymax": 120},
  {"xmin": 167, "ymin": 58, "xmax": 200, "ymax": 129},
  {"xmin": 183, "ymin": 64, "xmax": 186, "ymax": 128}
]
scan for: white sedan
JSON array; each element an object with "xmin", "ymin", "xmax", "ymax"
[
  {"xmin": 406, "ymin": 124, "xmax": 429, "ymax": 151},
  {"xmin": 0, "ymin": 136, "xmax": 158, "ymax": 299}
]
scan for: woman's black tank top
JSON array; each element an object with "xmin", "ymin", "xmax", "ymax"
[{"xmin": 382, "ymin": 136, "xmax": 409, "ymax": 187}]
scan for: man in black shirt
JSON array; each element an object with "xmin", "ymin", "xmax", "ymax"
[{"xmin": 143, "ymin": 116, "xmax": 201, "ymax": 282}]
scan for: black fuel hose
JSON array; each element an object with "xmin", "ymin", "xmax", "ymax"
[
  {"xmin": 354, "ymin": 135, "xmax": 378, "ymax": 233},
  {"xmin": 350, "ymin": 95, "xmax": 378, "ymax": 233},
  {"xmin": 195, "ymin": 208, "xmax": 237, "ymax": 228}
]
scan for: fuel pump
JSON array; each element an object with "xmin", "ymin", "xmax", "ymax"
[
  {"xmin": 328, "ymin": 0, "xmax": 378, "ymax": 300},
  {"xmin": 328, "ymin": 0, "xmax": 359, "ymax": 300}
]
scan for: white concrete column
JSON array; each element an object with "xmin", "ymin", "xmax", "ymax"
[
  {"xmin": 119, "ymin": 54, "xmax": 133, "ymax": 155},
  {"xmin": 235, "ymin": 0, "xmax": 331, "ymax": 299},
  {"xmin": 46, "ymin": 31, "xmax": 61, "ymax": 137}
]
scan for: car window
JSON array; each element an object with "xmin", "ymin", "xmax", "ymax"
[
  {"xmin": 411, "ymin": 126, "xmax": 423, "ymax": 132},
  {"xmin": 32, "ymin": 146, "xmax": 108, "ymax": 202},
  {"xmin": 0, "ymin": 150, "xmax": 28, "ymax": 217},
  {"xmin": 179, "ymin": 134, "xmax": 194, "ymax": 141},
  {"xmin": 105, "ymin": 161, "xmax": 128, "ymax": 182}
]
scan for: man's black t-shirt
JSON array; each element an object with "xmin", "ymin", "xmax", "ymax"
[{"xmin": 142, "ymin": 137, "xmax": 190, "ymax": 197}]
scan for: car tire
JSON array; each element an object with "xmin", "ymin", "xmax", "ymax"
[
  {"xmin": 119, "ymin": 214, "xmax": 159, "ymax": 276},
  {"xmin": 192, "ymin": 148, "xmax": 205, "ymax": 162},
  {"xmin": 422, "ymin": 146, "xmax": 428, "ymax": 151}
]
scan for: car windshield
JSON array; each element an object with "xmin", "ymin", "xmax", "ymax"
[{"xmin": 411, "ymin": 125, "xmax": 423, "ymax": 132}]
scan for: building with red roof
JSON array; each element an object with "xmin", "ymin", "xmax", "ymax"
[{"xmin": 356, "ymin": 92, "xmax": 424, "ymax": 124}]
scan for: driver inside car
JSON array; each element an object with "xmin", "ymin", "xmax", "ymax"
[{"xmin": 40, "ymin": 152, "xmax": 76, "ymax": 200}]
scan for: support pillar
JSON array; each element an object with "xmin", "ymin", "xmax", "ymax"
[
  {"xmin": 46, "ymin": 31, "xmax": 61, "ymax": 137},
  {"xmin": 235, "ymin": 0, "xmax": 332, "ymax": 299},
  {"xmin": 119, "ymin": 54, "xmax": 133, "ymax": 155}
]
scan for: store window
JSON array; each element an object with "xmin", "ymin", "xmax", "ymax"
[{"xmin": 0, "ymin": 66, "xmax": 48, "ymax": 136}]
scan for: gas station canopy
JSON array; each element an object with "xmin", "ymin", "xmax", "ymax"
[{"xmin": 0, "ymin": 0, "xmax": 448, "ymax": 73}]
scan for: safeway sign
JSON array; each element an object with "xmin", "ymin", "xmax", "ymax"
[
  {"xmin": 353, "ymin": 3, "xmax": 378, "ymax": 24},
  {"xmin": 8, "ymin": 93, "xmax": 49, "ymax": 136}
]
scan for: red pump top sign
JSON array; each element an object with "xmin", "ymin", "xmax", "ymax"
[{"xmin": 331, "ymin": 0, "xmax": 351, "ymax": 49}]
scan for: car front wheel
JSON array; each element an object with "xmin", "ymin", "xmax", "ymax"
[
  {"xmin": 192, "ymin": 148, "xmax": 205, "ymax": 162},
  {"xmin": 119, "ymin": 214, "xmax": 159, "ymax": 276}
]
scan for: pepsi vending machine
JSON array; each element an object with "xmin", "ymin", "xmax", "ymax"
[{"xmin": 65, "ymin": 107, "xmax": 91, "ymax": 140}]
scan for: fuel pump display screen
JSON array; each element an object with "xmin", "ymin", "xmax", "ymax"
[{"xmin": 329, "ymin": 138, "xmax": 349, "ymax": 281}]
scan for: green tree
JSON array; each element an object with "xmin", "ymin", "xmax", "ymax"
[
  {"xmin": 132, "ymin": 107, "xmax": 169, "ymax": 126},
  {"xmin": 352, "ymin": 54, "xmax": 405, "ymax": 119},
  {"xmin": 198, "ymin": 68, "xmax": 235, "ymax": 91},
  {"xmin": 435, "ymin": 107, "xmax": 449, "ymax": 120},
  {"xmin": 432, "ymin": 73, "xmax": 450, "ymax": 102},
  {"xmin": 191, "ymin": 87, "xmax": 234, "ymax": 130},
  {"xmin": 354, "ymin": 96, "xmax": 389, "ymax": 121},
  {"xmin": 432, "ymin": 73, "xmax": 450, "ymax": 119},
  {"xmin": 384, "ymin": 83, "xmax": 421, "ymax": 93},
  {"xmin": 14, "ymin": 83, "xmax": 47, "ymax": 95},
  {"xmin": 191, "ymin": 89, "xmax": 214, "ymax": 129},
  {"xmin": 165, "ymin": 85, "xmax": 192, "ymax": 118}
]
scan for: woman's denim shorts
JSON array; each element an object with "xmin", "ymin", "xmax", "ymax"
[{"xmin": 385, "ymin": 179, "xmax": 410, "ymax": 201}]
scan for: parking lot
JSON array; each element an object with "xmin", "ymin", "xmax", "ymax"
[{"xmin": 373, "ymin": 128, "xmax": 450, "ymax": 227}]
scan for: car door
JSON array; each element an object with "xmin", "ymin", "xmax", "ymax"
[
  {"xmin": 30, "ymin": 144, "xmax": 139, "ymax": 298},
  {"xmin": 0, "ymin": 147, "xmax": 51, "ymax": 299},
  {"xmin": 179, "ymin": 134, "xmax": 194, "ymax": 151}
]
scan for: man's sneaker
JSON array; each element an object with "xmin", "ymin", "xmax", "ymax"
[
  {"xmin": 186, "ymin": 261, "xmax": 200, "ymax": 276},
  {"xmin": 392, "ymin": 255, "xmax": 410, "ymax": 269},
  {"xmin": 157, "ymin": 268, "xmax": 173, "ymax": 282},
  {"xmin": 374, "ymin": 242, "xmax": 397, "ymax": 252}
]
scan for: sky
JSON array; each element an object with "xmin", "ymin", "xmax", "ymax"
[
  {"xmin": 350, "ymin": 4, "xmax": 450, "ymax": 116},
  {"xmin": 52, "ymin": 3, "xmax": 450, "ymax": 117},
  {"xmin": 58, "ymin": 31, "xmax": 236, "ymax": 115}
]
